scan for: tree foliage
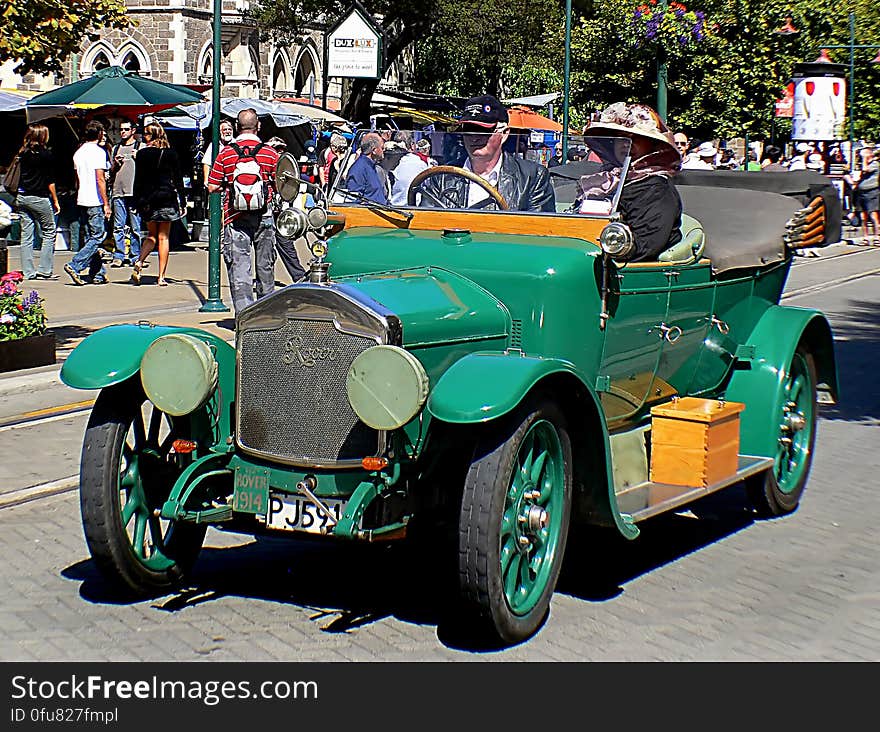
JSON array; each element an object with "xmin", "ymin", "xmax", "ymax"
[
  {"xmin": 0, "ymin": 0, "xmax": 130, "ymax": 76},
  {"xmin": 248, "ymin": 0, "xmax": 879, "ymax": 138},
  {"xmin": 412, "ymin": 0, "xmax": 880, "ymax": 140},
  {"xmin": 247, "ymin": 1, "xmax": 441, "ymax": 122}
]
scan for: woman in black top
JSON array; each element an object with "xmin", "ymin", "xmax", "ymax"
[
  {"xmin": 14, "ymin": 123, "xmax": 61, "ymax": 279},
  {"xmin": 131, "ymin": 122, "xmax": 185, "ymax": 286},
  {"xmin": 584, "ymin": 102, "xmax": 683, "ymax": 261}
]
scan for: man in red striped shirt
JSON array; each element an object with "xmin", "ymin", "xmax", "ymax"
[{"xmin": 207, "ymin": 108, "xmax": 280, "ymax": 314}]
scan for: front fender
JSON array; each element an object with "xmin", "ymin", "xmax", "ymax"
[
  {"xmin": 427, "ymin": 351, "xmax": 580, "ymax": 424},
  {"xmin": 60, "ymin": 323, "xmax": 235, "ymax": 391},
  {"xmin": 427, "ymin": 351, "xmax": 639, "ymax": 540},
  {"xmin": 725, "ymin": 305, "xmax": 838, "ymax": 458}
]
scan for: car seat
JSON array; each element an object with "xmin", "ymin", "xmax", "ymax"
[{"xmin": 658, "ymin": 212, "xmax": 705, "ymax": 264}]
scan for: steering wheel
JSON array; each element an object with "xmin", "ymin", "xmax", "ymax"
[{"xmin": 407, "ymin": 165, "xmax": 509, "ymax": 210}]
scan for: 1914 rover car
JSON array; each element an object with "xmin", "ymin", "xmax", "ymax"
[{"xmin": 61, "ymin": 131, "xmax": 839, "ymax": 645}]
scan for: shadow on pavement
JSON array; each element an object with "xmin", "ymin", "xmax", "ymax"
[
  {"xmin": 51, "ymin": 324, "xmax": 95, "ymax": 354},
  {"xmin": 559, "ymin": 484, "xmax": 755, "ymax": 603},
  {"xmin": 818, "ymin": 297, "xmax": 880, "ymax": 423},
  {"xmin": 60, "ymin": 487, "xmax": 760, "ymax": 653}
]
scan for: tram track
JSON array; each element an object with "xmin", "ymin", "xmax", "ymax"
[{"xmin": 784, "ymin": 264, "xmax": 880, "ymax": 301}]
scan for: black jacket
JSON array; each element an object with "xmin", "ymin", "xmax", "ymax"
[
  {"xmin": 419, "ymin": 154, "xmax": 556, "ymax": 212},
  {"xmin": 618, "ymin": 176, "xmax": 682, "ymax": 262}
]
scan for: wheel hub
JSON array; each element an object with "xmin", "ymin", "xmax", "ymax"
[{"xmin": 513, "ymin": 481, "xmax": 549, "ymax": 553}]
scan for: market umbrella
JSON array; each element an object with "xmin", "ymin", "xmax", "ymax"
[
  {"xmin": 158, "ymin": 98, "xmax": 311, "ymax": 130},
  {"xmin": 506, "ymin": 105, "xmax": 563, "ymax": 132},
  {"xmin": 26, "ymin": 66, "xmax": 205, "ymax": 120},
  {"xmin": 0, "ymin": 89, "xmax": 31, "ymax": 113}
]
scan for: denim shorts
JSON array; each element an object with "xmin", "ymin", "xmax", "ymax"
[
  {"xmin": 855, "ymin": 188, "xmax": 879, "ymax": 213},
  {"xmin": 146, "ymin": 207, "xmax": 181, "ymax": 222}
]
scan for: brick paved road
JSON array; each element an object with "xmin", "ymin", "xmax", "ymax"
[{"xmin": 1, "ymin": 250, "xmax": 878, "ymax": 661}]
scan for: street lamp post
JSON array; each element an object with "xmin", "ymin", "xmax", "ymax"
[
  {"xmin": 200, "ymin": 0, "xmax": 229, "ymax": 313},
  {"xmin": 562, "ymin": 0, "xmax": 571, "ymax": 160},
  {"xmin": 656, "ymin": 0, "xmax": 668, "ymax": 120}
]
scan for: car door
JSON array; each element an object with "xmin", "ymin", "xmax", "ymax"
[
  {"xmin": 597, "ymin": 262, "xmax": 670, "ymax": 428},
  {"xmin": 654, "ymin": 262, "xmax": 715, "ymax": 396}
]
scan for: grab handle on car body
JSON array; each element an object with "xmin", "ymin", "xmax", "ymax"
[
  {"xmin": 653, "ymin": 323, "xmax": 683, "ymax": 343},
  {"xmin": 710, "ymin": 316, "xmax": 730, "ymax": 335}
]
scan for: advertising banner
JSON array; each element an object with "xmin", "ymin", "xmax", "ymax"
[
  {"xmin": 791, "ymin": 61, "xmax": 847, "ymax": 141},
  {"xmin": 775, "ymin": 83, "xmax": 794, "ymax": 118},
  {"xmin": 327, "ymin": 7, "xmax": 383, "ymax": 79}
]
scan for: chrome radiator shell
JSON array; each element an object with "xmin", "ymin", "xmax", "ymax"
[{"xmin": 235, "ymin": 284, "xmax": 402, "ymax": 469}]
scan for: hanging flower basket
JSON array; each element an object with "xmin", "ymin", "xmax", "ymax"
[
  {"xmin": 629, "ymin": 1, "xmax": 711, "ymax": 58},
  {"xmin": 0, "ymin": 271, "xmax": 55, "ymax": 373}
]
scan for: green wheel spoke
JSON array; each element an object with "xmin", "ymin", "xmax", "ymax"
[
  {"xmin": 518, "ymin": 550, "xmax": 532, "ymax": 597},
  {"xmin": 789, "ymin": 374, "xmax": 805, "ymax": 405},
  {"xmin": 519, "ymin": 433, "xmax": 536, "ymax": 485},
  {"xmin": 121, "ymin": 494, "xmax": 138, "ymax": 525},
  {"xmin": 147, "ymin": 516, "xmax": 164, "ymax": 556},
  {"xmin": 132, "ymin": 512, "xmax": 148, "ymax": 558},
  {"xmin": 504, "ymin": 552, "xmax": 522, "ymax": 601},
  {"xmin": 529, "ymin": 448, "xmax": 548, "ymax": 486},
  {"xmin": 501, "ymin": 507, "xmax": 516, "ymax": 534},
  {"xmin": 500, "ymin": 535, "xmax": 517, "ymax": 576}
]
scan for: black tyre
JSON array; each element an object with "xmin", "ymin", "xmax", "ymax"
[
  {"xmin": 80, "ymin": 381, "xmax": 206, "ymax": 596},
  {"xmin": 458, "ymin": 399, "xmax": 572, "ymax": 644},
  {"xmin": 746, "ymin": 347, "xmax": 818, "ymax": 517}
]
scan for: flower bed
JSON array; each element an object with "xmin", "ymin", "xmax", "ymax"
[{"xmin": 0, "ymin": 270, "xmax": 55, "ymax": 372}]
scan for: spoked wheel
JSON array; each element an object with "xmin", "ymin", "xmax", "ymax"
[
  {"xmin": 80, "ymin": 381, "xmax": 206, "ymax": 596},
  {"xmin": 746, "ymin": 347, "xmax": 818, "ymax": 517},
  {"xmin": 458, "ymin": 399, "xmax": 572, "ymax": 644}
]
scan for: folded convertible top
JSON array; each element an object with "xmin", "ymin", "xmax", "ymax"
[{"xmin": 675, "ymin": 170, "xmax": 842, "ymax": 274}]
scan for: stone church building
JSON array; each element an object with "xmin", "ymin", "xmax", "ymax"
[{"xmin": 0, "ymin": 0, "xmax": 398, "ymax": 108}]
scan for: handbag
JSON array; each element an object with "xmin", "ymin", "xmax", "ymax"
[{"xmin": 3, "ymin": 155, "xmax": 21, "ymax": 193}]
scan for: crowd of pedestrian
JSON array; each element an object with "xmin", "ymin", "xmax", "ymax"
[
  {"xmin": 2, "ymin": 97, "xmax": 877, "ymax": 305},
  {"xmin": 673, "ymin": 130, "xmax": 878, "ymax": 241}
]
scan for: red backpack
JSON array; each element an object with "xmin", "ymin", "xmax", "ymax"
[{"xmin": 229, "ymin": 143, "xmax": 267, "ymax": 211}]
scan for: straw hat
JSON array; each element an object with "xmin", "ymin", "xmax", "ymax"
[{"xmin": 587, "ymin": 102, "xmax": 677, "ymax": 154}]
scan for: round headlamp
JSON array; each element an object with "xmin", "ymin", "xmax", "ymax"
[
  {"xmin": 346, "ymin": 346, "xmax": 429, "ymax": 430},
  {"xmin": 307, "ymin": 206, "xmax": 329, "ymax": 229},
  {"xmin": 599, "ymin": 221, "xmax": 635, "ymax": 260},
  {"xmin": 276, "ymin": 207, "xmax": 309, "ymax": 239},
  {"xmin": 140, "ymin": 334, "xmax": 218, "ymax": 417}
]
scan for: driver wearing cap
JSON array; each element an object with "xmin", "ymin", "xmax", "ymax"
[{"xmin": 419, "ymin": 95, "xmax": 555, "ymax": 212}]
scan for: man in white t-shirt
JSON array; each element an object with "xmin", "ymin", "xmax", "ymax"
[
  {"xmin": 386, "ymin": 131, "xmax": 428, "ymax": 206},
  {"xmin": 65, "ymin": 120, "xmax": 111, "ymax": 285}
]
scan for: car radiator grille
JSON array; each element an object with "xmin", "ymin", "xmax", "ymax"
[{"xmin": 237, "ymin": 319, "xmax": 380, "ymax": 466}]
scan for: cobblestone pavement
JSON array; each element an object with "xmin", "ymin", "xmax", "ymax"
[{"xmin": 0, "ymin": 251, "xmax": 878, "ymax": 661}]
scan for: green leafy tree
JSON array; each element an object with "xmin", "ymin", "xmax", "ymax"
[
  {"xmin": 0, "ymin": 0, "xmax": 130, "ymax": 76},
  {"xmin": 411, "ymin": 0, "xmax": 566, "ymax": 100}
]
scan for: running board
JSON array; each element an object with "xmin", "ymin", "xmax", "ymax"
[{"xmin": 616, "ymin": 455, "xmax": 774, "ymax": 523}]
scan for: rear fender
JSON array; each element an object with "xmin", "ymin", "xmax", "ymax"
[
  {"xmin": 428, "ymin": 352, "xmax": 639, "ymax": 540},
  {"xmin": 725, "ymin": 305, "xmax": 838, "ymax": 458}
]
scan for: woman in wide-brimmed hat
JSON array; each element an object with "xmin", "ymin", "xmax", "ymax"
[{"xmin": 586, "ymin": 102, "xmax": 683, "ymax": 261}]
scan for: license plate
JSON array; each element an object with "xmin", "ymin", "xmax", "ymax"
[
  {"xmin": 266, "ymin": 493, "xmax": 346, "ymax": 534},
  {"xmin": 233, "ymin": 466, "xmax": 270, "ymax": 515}
]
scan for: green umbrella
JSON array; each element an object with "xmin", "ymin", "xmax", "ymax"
[{"xmin": 27, "ymin": 66, "xmax": 204, "ymax": 112}]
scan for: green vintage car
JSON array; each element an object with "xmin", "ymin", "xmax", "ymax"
[{"xmin": 61, "ymin": 133, "xmax": 839, "ymax": 645}]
